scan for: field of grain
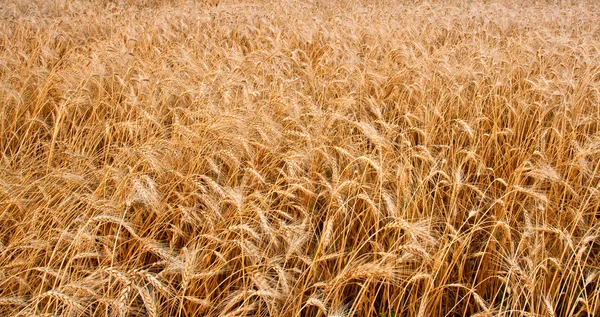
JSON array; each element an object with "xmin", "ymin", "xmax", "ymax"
[{"xmin": 1, "ymin": 0, "xmax": 599, "ymax": 316}]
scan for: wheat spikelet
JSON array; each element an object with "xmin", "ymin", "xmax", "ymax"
[
  {"xmin": 399, "ymin": 244, "xmax": 432, "ymax": 264},
  {"xmin": 126, "ymin": 175, "xmax": 160, "ymax": 210},
  {"xmin": 512, "ymin": 185, "xmax": 549, "ymax": 205},
  {"xmin": 32, "ymin": 266, "xmax": 61, "ymax": 279},
  {"xmin": 91, "ymin": 215, "xmax": 140, "ymax": 239},
  {"xmin": 183, "ymin": 296, "xmax": 211, "ymax": 307},
  {"xmin": 0, "ymin": 297, "xmax": 28, "ymax": 307},
  {"xmin": 243, "ymin": 166, "xmax": 266, "ymax": 185},
  {"xmin": 117, "ymin": 286, "xmax": 132, "ymax": 315},
  {"xmin": 134, "ymin": 285, "xmax": 157, "ymax": 317},
  {"xmin": 319, "ymin": 218, "xmax": 334, "ymax": 250},
  {"xmin": 180, "ymin": 247, "xmax": 195, "ymax": 292},
  {"xmin": 408, "ymin": 273, "xmax": 433, "ymax": 284},
  {"xmin": 139, "ymin": 237, "xmax": 173, "ymax": 261},
  {"xmin": 139, "ymin": 271, "xmax": 170, "ymax": 296},
  {"xmin": 226, "ymin": 224, "xmax": 260, "ymax": 241},
  {"xmin": 576, "ymin": 235, "xmax": 598, "ymax": 260},
  {"xmin": 355, "ymin": 155, "xmax": 383, "ymax": 177},
  {"xmin": 584, "ymin": 271, "xmax": 598, "ymax": 286},
  {"xmin": 356, "ymin": 193, "xmax": 379, "ymax": 214},
  {"xmin": 62, "ymin": 283, "xmax": 98, "ymax": 298},
  {"xmin": 218, "ymin": 302, "xmax": 257, "ymax": 317},
  {"xmin": 453, "ymin": 119, "xmax": 475, "ymax": 139},
  {"xmin": 37, "ymin": 290, "xmax": 84, "ymax": 313},
  {"xmin": 343, "ymin": 262, "xmax": 396, "ymax": 282},
  {"xmin": 354, "ymin": 121, "xmax": 390, "ymax": 151},
  {"xmin": 471, "ymin": 290, "xmax": 491, "ymax": 314},
  {"xmin": 543, "ymin": 295, "xmax": 556, "ymax": 317},
  {"xmin": 200, "ymin": 175, "xmax": 226, "ymax": 198},
  {"xmin": 103, "ymin": 267, "xmax": 132, "ymax": 286},
  {"xmin": 306, "ymin": 296, "xmax": 328, "ymax": 315},
  {"xmin": 111, "ymin": 298, "xmax": 128, "ymax": 317}
]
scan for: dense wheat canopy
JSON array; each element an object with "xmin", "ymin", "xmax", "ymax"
[{"xmin": 1, "ymin": 0, "xmax": 600, "ymax": 316}]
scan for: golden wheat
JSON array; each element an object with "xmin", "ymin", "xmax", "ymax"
[{"xmin": 1, "ymin": 0, "xmax": 600, "ymax": 316}]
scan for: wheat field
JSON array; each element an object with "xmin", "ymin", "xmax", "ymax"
[{"xmin": 1, "ymin": 0, "xmax": 599, "ymax": 316}]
